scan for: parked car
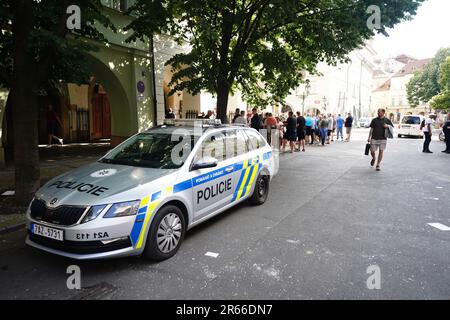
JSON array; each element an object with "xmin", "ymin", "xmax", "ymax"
[
  {"xmin": 357, "ymin": 117, "xmax": 371, "ymax": 128},
  {"xmin": 397, "ymin": 115, "xmax": 425, "ymax": 139},
  {"xmin": 26, "ymin": 120, "xmax": 275, "ymax": 261}
]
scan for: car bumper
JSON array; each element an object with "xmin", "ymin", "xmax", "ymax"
[{"xmin": 26, "ymin": 233, "xmax": 139, "ymax": 260}]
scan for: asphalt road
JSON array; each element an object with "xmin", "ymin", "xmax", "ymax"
[{"xmin": 1, "ymin": 129, "xmax": 449, "ymax": 300}]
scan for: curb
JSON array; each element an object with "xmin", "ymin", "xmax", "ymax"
[{"xmin": 0, "ymin": 223, "xmax": 26, "ymax": 235}]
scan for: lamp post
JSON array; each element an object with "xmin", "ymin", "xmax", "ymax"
[
  {"xmin": 301, "ymin": 80, "xmax": 311, "ymax": 115},
  {"xmin": 323, "ymin": 96, "xmax": 327, "ymax": 113}
]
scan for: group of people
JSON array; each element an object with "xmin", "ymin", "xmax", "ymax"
[
  {"xmin": 422, "ymin": 112, "xmax": 450, "ymax": 154},
  {"xmin": 232, "ymin": 107, "xmax": 356, "ymax": 153}
]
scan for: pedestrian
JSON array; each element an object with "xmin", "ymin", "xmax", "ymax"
[
  {"xmin": 282, "ymin": 111, "xmax": 297, "ymax": 153},
  {"xmin": 232, "ymin": 108, "xmax": 240, "ymax": 123},
  {"xmin": 367, "ymin": 108, "xmax": 393, "ymax": 171},
  {"xmin": 234, "ymin": 110, "xmax": 248, "ymax": 126},
  {"xmin": 422, "ymin": 114, "xmax": 435, "ymax": 153},
  {"xmin": 336, "ymin": 114, "xmax": 344, "ymax": 141},
  {"xmin": 47, "ymin": 104, "xmax": 63, "ymax": 146},
  {"xmin": 166, "ymin": 107, "xmax": 175, "ymax": 119},
  {"xmin": 296, "ymin": 111, "xmax": 306, "ymax": 152},
  {"xmin": 313, "ymin": 115, "xmax": 320, "ymax": 144},
  {"xmin": 442, "ymin": 113, "xmax": 450, "ymax": 153},
  {"xmin": 319, "ymin": 115, "xmax": 329, "ymax": 146},
  {"xmin": 264, "ymin": 112, "xmax": 278, "ymax": 145},
  {"xmin": 250, "ymin": 108, "xmax": 262, "ymax": 130},
  {"xmin": 305, "ymin": 113, "xmax": 313, "ymax": 144},
  {"xmin": 327, "ymin": 113, "xmax": 334, "ymax": 144},
  {"xmin": 344, "ymin": 113, "xmax": 353, "ymax": 142}
]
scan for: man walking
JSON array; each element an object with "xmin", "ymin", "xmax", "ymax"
[
  {"xmin": 344, "ymin": 113, "xmax": 353, "ymax": 142},
  {"xmin": 422, "ymin": 114, "xmax": 435, "ymax": 153},
  {"xmin": 442, "ymin": 113, "xmax": 450, "ymax": 153},
  {"xmin": 367, "ymin": 108, "xmax": 393, "ymax": 171}
]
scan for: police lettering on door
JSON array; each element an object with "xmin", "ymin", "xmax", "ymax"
[{"xmin": 197, "ymin": 178, "xmax": 232, "ymax": 203}]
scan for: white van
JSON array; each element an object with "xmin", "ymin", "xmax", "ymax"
[{"xmin": 397, "ymin": 115, "xmax": 425, "ymax": 138}]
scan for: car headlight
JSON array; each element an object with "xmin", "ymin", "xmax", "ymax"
[
  {"xmin": 81, "ymin": 205, "xmax": 107, "ymax": 224},
  {"xmin": 103, "ymin": 200, "xmax": 140, "ymax": 218}
]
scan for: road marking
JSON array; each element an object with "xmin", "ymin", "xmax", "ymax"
[
  {"xmin": 428, "ymin": 223, "xmax": 450, "ymax": 231},
  {"xmin": 1, "ymin": 191, "xmax": 15, "ymax": 196},
  {"xmin": 436, "ymin": 187, "xmax": 443, "ymax": 189},
  {"xmin": 205, "ymin": 252, "xmax": 219, "ymax": 258},
  {"xmin": 286, "ymin": 239, "xmax": 300, "ymax": 244}
]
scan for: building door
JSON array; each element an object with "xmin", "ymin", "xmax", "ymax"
[{"xmin": 92, "ymin": 87, "xmax": 111, "ymax": 140}]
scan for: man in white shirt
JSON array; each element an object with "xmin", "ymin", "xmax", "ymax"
[
  {"xmin": 233, "ymin": 110, "xmax": 248, "ymax": 126},
  {"xmin": 422, "ymin": 114, "xmax": 435, "ymax": 153}
]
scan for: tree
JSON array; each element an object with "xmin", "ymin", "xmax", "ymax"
[
  {"xmin": 1, "ymin": 1, "xmax": 114, "ymax": 204},
  {"xmin": 430, "ymin": 57, "xmax": 450, "ymax": 111},
  {"xmin": 127, "ymin": 0, "xmax": 424, "ymax": 122},
  {"xmin": 407, "ymin": 47, "xmax": 450, "ymax": 108}
]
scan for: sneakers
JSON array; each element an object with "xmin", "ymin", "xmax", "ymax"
[
  {"xmin": 376, "ymin": 165, "xmax": 381, "ymax": 171},
  {"xmin": 58, "ymin": 138, "xmax": 64, "ymax": 145},
  {"xmin": 370, "ymin": 158, "xmax": 375, "ymax": 167}
]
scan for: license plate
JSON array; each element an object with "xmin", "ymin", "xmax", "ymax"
[{"xmin": 32, "ymin": 223, "xmax": 64, "ymax": 241}]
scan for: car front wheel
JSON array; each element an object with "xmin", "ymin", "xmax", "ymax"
[{"xmin": 143, "ymin": 205, "xmax": 186, "ymax": 261}]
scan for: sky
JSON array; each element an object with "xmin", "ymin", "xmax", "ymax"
[{"xmin": 372, "ymin": 0, "xmax": 450, "ymax": 60}]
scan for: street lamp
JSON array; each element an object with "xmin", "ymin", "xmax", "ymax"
[
  {"xmin": 302, "ymin": 80, "xmax": 311, "ymax": 115},
  {"xmin": 323, "ymin": 96, "xmax": 327, "ymax": 113}
]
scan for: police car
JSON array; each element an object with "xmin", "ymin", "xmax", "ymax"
[{"xmin": 26, "ymin": 120, "xmax": 275, "ymax": 261}]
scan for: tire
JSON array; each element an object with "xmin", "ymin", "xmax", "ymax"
[
  {"xmin": 142, "ymin": 205, "xmax": 186, "ymax": 261},
  {"xmin": 398, "ymin": 134, "xmax": 402, "ymax": 138},
  {"xmin": 249, "ymin": 172, "xmax": 270, "ymax": 206}
]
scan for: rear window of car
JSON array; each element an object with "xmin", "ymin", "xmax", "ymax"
[
  {"xmin": 245, "ymin": 130, "xmax": 267, "ymax": 150},
  {"xmin": 402, "ymin": 116, "xmax": 421, "ymax": 125}
]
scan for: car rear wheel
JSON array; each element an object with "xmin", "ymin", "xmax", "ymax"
[
  {"xmin": 249, "ymin": 173, "xmax": 269, "ymax": 205},
  {"xmin": 142, "ymin": 205, "xmax": 186, "ymax": 261}
]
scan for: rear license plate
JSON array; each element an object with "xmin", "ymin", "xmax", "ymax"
[{"xmin": 32, "ymin": 223, "xmax": 64, "ymax": 241}]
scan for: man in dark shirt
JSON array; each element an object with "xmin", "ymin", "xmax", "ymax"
[
  {"xmin": 442, "ymin": 113, "xmax": 450, "ymax": 153},
  {"xmin": 368, "ymin": 108, "xmax": 393, "ymax": 171},
  {"xmin": 344, "ymin": 113, "xmax": 353, "ymax": 142},
  {"xmin": 296, "ymin": 111, "xmax": 306, "ymax": 152},
  {"xmin": 282, "ymin": 111, "xmax": 297, "ymax": 153},
  {"xmin": 250, "ymin": 108, "xmax": 261, "ymax": 130}
]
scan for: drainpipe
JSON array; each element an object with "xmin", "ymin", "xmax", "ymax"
[{"xmin": 149, "ymin": 35, "xmax": 158, "ymax": 126}]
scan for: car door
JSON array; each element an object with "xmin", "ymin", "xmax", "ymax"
[{"xmin": 190, "ymin": 130, "xmax": 236, "ymax": 221}]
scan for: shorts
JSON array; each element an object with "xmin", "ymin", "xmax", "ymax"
[
  {"xmin": 305, "ymin": 126, "xmax": 313, "ymax": 136},
  {"xmin": 284, "ymin": 131, "xmax": 297, "ymax": 142},
  {"xmin": 370, "ymin": 139, "xmax": 387, "ymax": 152},
  {"xmin": 47, "ymin": 123, "xmax": 57, "ymax": 135},
  {"xmin": 327, "ymin": 130, "xmax": 331, "ymax": 136},
  {"xmin": 346, "ymin": 127, "xmax": 352, "ymax": 134},
  {"xmin": 297, "ymin": 128, "xmax": 305, "ymax": 140}
]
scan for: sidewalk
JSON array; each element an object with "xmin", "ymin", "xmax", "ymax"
[{"xmin": 0, "ymin": 143, "xmax": 111, "ymax": 234}]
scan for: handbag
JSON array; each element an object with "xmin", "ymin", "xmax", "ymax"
[{"xmin": 365, "ymin": 142, "xmax": 371, "ymax": 155}]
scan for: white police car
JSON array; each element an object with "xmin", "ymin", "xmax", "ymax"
[{"xmin": 26, "ymin": 120, "xmax": 275, "ymax": 260}]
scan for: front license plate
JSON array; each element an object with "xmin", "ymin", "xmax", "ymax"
[{"xmin": 32, "ymin": 223, "xmax": 64, "ymax": 241}]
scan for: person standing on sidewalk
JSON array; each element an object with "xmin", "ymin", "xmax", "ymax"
[
  {"xmin": 344, "ymin": 113, "xmax": 353, "ymax": 142},
  {"xmin": 367, "ymin": 108, "xmax": 393, "ymax": 171},
  {"xmin": 442, "ymin": 113, "xmax": 450, "ymax": 153},
  {"xmin": 319, "ymin": 115, "xmax": 329, "ymax": 146},
  {"xmin": 336, "ymin": 114, "xmax": 344, "ymax": 141},
  {"xmin": 305, "ymin": 113, "xmax": 313, "ymax": 144},
  {"xmin": 296, "ymin": 111, "xmax": 306, "ymax": 152},
  {"xmin": 327, "ymin": 113, "xmax": 334, "ymax": 144},
  {"xmin": 422, "ymin": 114, "xmax": 435, "ymax": 153}
]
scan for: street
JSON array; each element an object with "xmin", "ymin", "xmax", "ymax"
[{"xmin": 1, "ymin": 129, "xmax": 449, "ymax": 300}]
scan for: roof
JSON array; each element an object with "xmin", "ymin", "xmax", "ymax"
[
  {"xmin": 394, "ymin": 54, "xmax": 417, "ymax": 64},
  {"xmin": 373, "ymin": 79, "xmax": 391, "ymax": 92},
  {"xmin": 392, "ymin": 59, "xmax": 431, "ymax": 78}
]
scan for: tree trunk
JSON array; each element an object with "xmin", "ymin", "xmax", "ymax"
[
  {"xmin": 216, "ymin": 82, "xmax": 230, "ymax": 124},
  {"xmin": 12, "ymin": 0, "xmax": 40, "ymax": 205}
]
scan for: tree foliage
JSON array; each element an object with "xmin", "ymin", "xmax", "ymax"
[
  {"xmin": 406, "ymin": 47, "xmax": 450, "ymax": 108},
  {"xmin": 128, "ymin": 0, "xmax": 424, "ymax": 120},
  {"xmin": 430, "ymin": 57, "xmax": 450, "ymax": 111}
]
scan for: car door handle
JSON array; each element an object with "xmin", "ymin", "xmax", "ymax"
[{"xmin": 225, "ymin": 166, "xmax": 234, "ymax": 173}]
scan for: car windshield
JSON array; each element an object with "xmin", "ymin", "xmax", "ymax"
[
  {"xmin": 402, "ymin": 116, "xmax": 421, "ymax": 125},
  {"xmin": 100, "ymin": 130, "xmax": 195, "ymax": 169}
]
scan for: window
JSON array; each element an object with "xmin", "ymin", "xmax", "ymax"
[
  {"xmin": 195, "ymin": 132, "xmax": 225, "ymax": 162},
  {"xmin": 104, "ymin": 0, "xmax": 128, "ymax": 12},
  {"xmin": 402, "ymin": 116, "xmax": 421, "ymax": 125},
  {"xmin": 245, "ymin": 130, "xmax": 267, "ymax": 151}
]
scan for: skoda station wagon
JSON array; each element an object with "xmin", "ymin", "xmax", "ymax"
[{"xmin": 26, "ymin": 120, "xmax": 275, "ymax": 261}]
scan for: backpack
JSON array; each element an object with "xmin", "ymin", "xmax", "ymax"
[{"xmin": 420, "ymin": 119, "xmax": 425, "ymax": 130}]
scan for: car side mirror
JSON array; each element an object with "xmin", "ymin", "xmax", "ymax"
[{"xmin": 191, "ymin": 157, "xmax": 219, "ymax": 171}]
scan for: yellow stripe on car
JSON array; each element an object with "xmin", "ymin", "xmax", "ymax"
[
  {"xmin": 244, "ymin": 164, "xmax": 259, "ymax": 197},
  {"xmin": 136, "ymin": 200, "xmax": 161, "ymax": 249}
]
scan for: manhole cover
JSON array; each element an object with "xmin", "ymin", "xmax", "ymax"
[{"xmin": 69, "ymin": 282, "xmax": 117, "ymax": 300}]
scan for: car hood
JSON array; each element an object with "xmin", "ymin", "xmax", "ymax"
[{"xmin": 35, "ymin": 162, "xmax": 177, "ymax": 206}]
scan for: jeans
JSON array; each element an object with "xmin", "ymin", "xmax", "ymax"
[
  {"xmin": 336, "ymin": 127, "xmax": 343, "ymax": 140},
  {"xmin": 319, "ymin": 128, "xmax": 328, "ymax": 145},
  {"xmin": 423, "ymin": 132, "xmax": 432, "ymax": 152}
]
